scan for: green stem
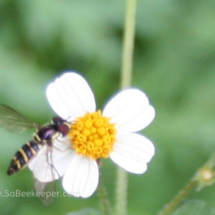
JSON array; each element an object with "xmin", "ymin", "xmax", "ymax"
[
  {"xmin": 116, "ymin": 0, "xmax": 137, "ymax": 215},
  {"xmin": 116, "ymin": 169, "xmax": 128, "ymax": 215},
  {"xmin": 121, "ymin": 0, "xmax": 136, "ymax": 89},
  {"xmin": 158, "ymin": 179, "xmax": 198, "ymax": 215},
  {"xmin": 98, "ymin": 175, "xmax": 112, "ymax": 215},
  {"xmin": 158, "ymin": 153, "xmax": 215, "ymax": 215}
]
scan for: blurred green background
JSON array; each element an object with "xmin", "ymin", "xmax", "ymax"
[{"xmin": 1, "ymin": 0, "xmax": 215, "ymax": 214}]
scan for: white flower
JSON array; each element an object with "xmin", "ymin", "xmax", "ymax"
[{"xmin": 29, "ymin": 72, "xmax": 155, "ymax": 198}]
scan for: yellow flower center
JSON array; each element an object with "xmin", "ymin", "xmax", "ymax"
[{"xmin": 68, "ymin": 111, "xmax": 117, "ymax": 159}]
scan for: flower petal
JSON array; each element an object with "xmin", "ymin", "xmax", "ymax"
[
  {"xmin": 110, "ymin": 133, "xmax": 155, "ymax": 174},
  {"xmin": 103, "ymin": 89, "xmax": 155, "ymax": 134},
  {"xmin": 51, "ymin": 139, "xmax": 76, "ymax": 178},
  {"xmin": 28, "ymin": 146, "xmax": 59, "ymax": 182},
  {"xmin": 28, "ymin": 139, "xmax": 75, "ymax": 182},
  {"xmin": 62, "ymin": 155, "xmax": 99, "ymax": 198},
  {"xmin": 46, "ymin": 72, "xmax": 96, "ymax": 121}
]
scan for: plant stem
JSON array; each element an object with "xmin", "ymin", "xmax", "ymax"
[
  {"xmin": 158, "ymin": 179, "xmax": 198, "ymax": 215},
  {"xmin": 158, "ymin": 153, "xmax": 215, "ymax": 215},
  {"xmin": 116, "ymin": 0, "xmax": 137, "ymax": 215},
  {"xmin": 121, "ymin": 0, "xmax": 136, "ymax": 89},
  {"xmin": 116, "ymin": 168, "xmax": 128, "ymax": 215},
  {"xmin": 98, "ymin": 175, "xmax": 112, "ymax": 215}
]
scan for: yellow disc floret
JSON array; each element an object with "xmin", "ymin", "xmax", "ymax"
[{"xmin": 69, "ymin": 111, "xmax": 117, "ymax": 159}]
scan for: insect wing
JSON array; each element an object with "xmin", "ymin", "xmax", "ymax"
[
  {"xmin": 0, "ymin": 104, "xmax": 39, "ymax": 133},
  {"xmin": 30, "ymin": 146, "xmax": 60, "ymax": 205},
  {"xmin": 35, "ymin": 179, "xmax": 56, "ymax": 206}
]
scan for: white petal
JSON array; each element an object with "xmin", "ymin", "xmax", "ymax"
[
  {"xmin": 103, "ymin": 89, "xmax": 155, "ymax": 134},
  {"xmin": 28, "ymin": 146, "xmax": 58, "ymax": 182},
  {"xmin": 28, "ymin": 139, "xmax": 75, "ymax": 182},
  {"xmin": 62, "ymin": 155, "xmax": 99, "ymax": 198},
  {"xmin": 46, "ymin": 72, "xmax": 96, "ymax": 121},
  {"xmin": 52, "ymin": 139, "xmax": 76, "ymax": 178},
  {"xmin": 110, "ymin": 133, "xmax": 155, "ymax": 174}
]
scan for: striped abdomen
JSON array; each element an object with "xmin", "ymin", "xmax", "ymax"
[{"xmin": 7, "ymin": 141, "xmax": 43, "ymax": 175}]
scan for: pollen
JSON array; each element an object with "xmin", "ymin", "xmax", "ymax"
[{"xmin": 69, "ymin": 111, "xmax": 117, "ymax": 159}]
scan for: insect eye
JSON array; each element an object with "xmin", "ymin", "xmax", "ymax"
[
  {"xmin": 52, "ymin": 117, "xmax": 64, "ymax": 126},
  {"xmin": 58, "ymin": 124, "xmax": 70, "ymax": 136}
]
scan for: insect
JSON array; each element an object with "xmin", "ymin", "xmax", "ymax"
[{"xmin": 0, "ymin": 104, "xmax": 71, "ymax": 204}]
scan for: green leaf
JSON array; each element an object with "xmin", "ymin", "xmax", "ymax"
[
  {"xmin": 66, "ymin": 208, "xmax": 103, "ymax": 215},
  {"xmin": 172, "ymin": 200, "xmax": 215, "ymax": 215}
]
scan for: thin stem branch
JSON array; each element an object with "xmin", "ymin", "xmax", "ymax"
[
  {"xmin": 121, "ymin": 0, "xmax": 136, "ymax": 89},
  {"xmin": 98, "ymin": 175, "xmax": 112, "ymax": 215},
  {"xmin": 116, "ymin": 0, "xmax": 137, "ymax": 215},
  {"xmin": 158, "ymin": 179, "xmax": 198, "ymax": 215},
  {"xmin": 115, "ymin": 168, "xmax": 128, "ymax": 215},
  {"xmin": 158, "ymin": 153, "xmax": 215, "ymax": 215}
]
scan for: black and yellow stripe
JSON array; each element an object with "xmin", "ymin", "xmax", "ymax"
[{"xmin": 7, "ymin": 141, "xmax": 43, "ymax": 175}]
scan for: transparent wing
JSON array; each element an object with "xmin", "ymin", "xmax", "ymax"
[
  {"xmin": 32, "ymin": 146, "xmax": 60, "ymax": 205},
  {"xmin": 35, "ymin": 179, "xmax": 56, "ymax": 206},
  {"xmin": 0, "ymin": 104, "xmax": 39, "ymax": 133}
]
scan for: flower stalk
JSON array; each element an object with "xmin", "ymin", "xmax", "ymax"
[
  {"xmin": 98, "ymin": 175, "xmax": 112, "ymax": 215},
  {"xmin": 158, "ymin": 153, "xmax": 215, "ymax": 215},
  {"xmin": 158, "ymin": 179, "xmax": 197, "ymax": 215},
  {"xmin": 121, "ymin": 0, "xmax": 136, "ymax": 89},
  {"xmin": 116, "ymin": 0, "xmax": 137, "ymax": 215}
]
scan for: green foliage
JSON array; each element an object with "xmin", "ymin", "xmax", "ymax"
[
  {"xmin": 172, "ymin": 200, "xmax": 215, "ymax": 215},
  {"xmin": 66, "ymin": 208, "xmax": 102, "ymax": 215},
  {"xmin": 1, "ymin": 0, "xmax": 215, "ymax": 215}
]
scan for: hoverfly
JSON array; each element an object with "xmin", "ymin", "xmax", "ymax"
[{"xmin": 0, "ymin": 104, "xmax": 71, "ymax": 205}]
